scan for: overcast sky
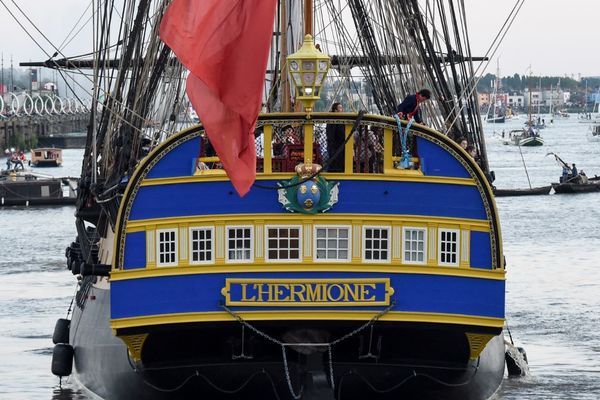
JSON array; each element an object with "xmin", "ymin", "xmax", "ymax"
[{"xmin": 0, "ymin": 0, "xmax": 598, "ymax": 80}]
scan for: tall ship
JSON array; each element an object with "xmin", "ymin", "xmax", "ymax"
[{"xmin": 43, "ymin": 0, "xmax": 509, "ymax": 399}]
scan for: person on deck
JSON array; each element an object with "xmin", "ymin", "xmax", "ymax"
[
  {"xmin": 326, "ymin": 102, "xmax": 345, "ymax": 172},
  {"xmin": 572, "ymin": 163, "xmax": 578, "ymax": 178},
  {"xmin": 561, "ymin": 165, "xmax": 569, "ymax": 183},
  {"xmin": 396, "ymin": 89, "xmax": 432, "ymax": 124},
  {"xmin": 457, "ymin": 136, "xmax": 468, "ymax": 150}
]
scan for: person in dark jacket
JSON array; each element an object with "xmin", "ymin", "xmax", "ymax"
[
  {"xmin": 326, "ymin": 102, "xmax": 345, "ymax": 172},
  {"xmin": 396, "ymin": 89, "xmax": 431, "ymax": 124}
]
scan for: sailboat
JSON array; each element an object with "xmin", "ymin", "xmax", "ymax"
[
  {"xmin": 578, "ymin": 82, "xmax": 600, "ymax": 123},
  {"xmin": 551, "ymin": 79, "xmax": 569, "ymax": 119},
  {"xmin": 39, "ymin": 1, "xmax": 513, "ymax": 399},
  {"xmin": 484, "ymin": 62, "xmax": 505, "ymax": 123},
  {"xmin": 509, "ymin": 75, "xmax": 544, "ymax": 146}
]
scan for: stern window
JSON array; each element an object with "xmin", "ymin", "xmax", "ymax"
[
  {"xmin": 190, "ymin": 227, "xmax": 214, "ymax": 264},
  {"xmin": 157, "ymin": 229, "xmax": 178, "ymax": 266},
  {"xmin": 439, "ymin": 229, "xmax": 460, "ymax": 266},
  {"xmin": 266, "ymin": 226, "xmax": 301, "ymax": 261},
  {"xmin": 403, "ymin": 227, "xmax": 426, "ymax": 264},
  {"xmin": 363, "ymin": 227, "xmax": 390, "ymax": 262},
  {"xmin": 314, "ymin": 226, "xmax": 351, "ymax": 261},
  {"xmin": 226, "ymin": 226, "xmax": 253, "ymax": 262}
]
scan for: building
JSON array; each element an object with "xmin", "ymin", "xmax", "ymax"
[
  {"xmin": 478, "ymin": 92, "xmax": 490, "ymax": 107},
  {"xmin": 507, "ymin": 92, "xmax": 524, "ymax": 109}
]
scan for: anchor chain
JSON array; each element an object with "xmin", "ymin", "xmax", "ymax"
[{"xmin": 221, "ymin": 300, "xmax": 396, "ymax": 398}]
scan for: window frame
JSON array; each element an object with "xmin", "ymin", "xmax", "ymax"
[
  {"xmin": 188, "ymin": 226, "xmax": 215, "ymax": 265},
  {"xmin": 402, "ymin": 226, "xmax": 427, "ymax": 265},
  {"xmin": 438, "ymin": 228, "xmax": 460, "ymax": 267},
  {"xmin": 313, "ymin": 225, "xmax": 352, "ymax": 262},
  {"xmin": 156, "ymin": 228, "xmax": 178, "ymax": 267},
  {"xmin": 264, "ymin": 225, "xmax": 303, "ymax": 263},
  {"xmin": 362, "ymin": 225, "xmax": 391, "ymax": 263},
  {"xmin": 225, "ymin": 225, "xmax": 254, "ymax": 263}
]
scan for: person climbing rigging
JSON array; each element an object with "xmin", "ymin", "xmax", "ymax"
[{"xmin": 396, "ymin": 88, "xmax": 431, "ymax": 124}]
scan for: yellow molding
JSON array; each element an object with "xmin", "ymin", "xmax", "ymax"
[
  {"xmin": 304, "ymin": 123, "xmax": 314, "ymax": 163},
  {"xmin": 344, "ymin": 124, "xmax": 354, "ymax": 173},
  {"xmin": 263, "ymin": 125, "xmax": 273, "ymax": 174},
  {"xmin": 118, "ymin": 333, "xmax": 148, "ymax": 362},
  {"xmin": 465, "ymin": 333, "xmax": 496, "ymax": 360},
  {"xmin": 139, "ymin": 173, "xmax": 476, "ymax": 187},
  {"xmin": 110, "ymin": 263, "xmax": 505, "ymax": 281},
  {"xmin": 110, "ymin": 310, "xmax": 505, "ymax": 330},
  {"xmin": 124, "ymin": 214, "xmax": 491, "ymax": 232}
]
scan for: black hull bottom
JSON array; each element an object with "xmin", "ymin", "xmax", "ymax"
[{"xmin": 71, "ymin": 286, "xmax": 504, "ymax": 400}]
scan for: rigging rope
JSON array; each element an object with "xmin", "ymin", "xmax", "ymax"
[{"xmin": 394, "ymin": 115, "xmax": 415, "ymax": 169}]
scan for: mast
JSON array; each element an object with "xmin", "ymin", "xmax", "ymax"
[
  {"xmin": 304, "ymin": 0, "xmax": 312, "ymax": 36},
  {"xmin": 280, "ymin": 0, "xmax": 291, "ymax": 112},
  {"xmin": 549, "ymin": 84, "xmax": 553, "ymax": 116},
  {"xmin": 537, "ymin": 77, "xmax": 542, "ymax": 116}
]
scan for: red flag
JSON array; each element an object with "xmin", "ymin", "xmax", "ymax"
[{"xmin": 160, "ymin": 0, "xmax": 277, "ymax": 196}]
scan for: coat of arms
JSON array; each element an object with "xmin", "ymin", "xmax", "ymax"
[{"xmin": 277, "ymin": 162, "xmax": 339, "ymax": 214}]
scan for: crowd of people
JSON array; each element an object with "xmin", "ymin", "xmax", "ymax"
[{"xmin": 221, "ymin": 88, "xmax": 482, "ymax": 174}]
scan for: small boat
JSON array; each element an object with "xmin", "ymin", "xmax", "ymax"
[
  {"xmin": 0, "ymin": 171, "xmax": 77, "ymax": 206},
  {"xmin": 30, "ymin": 147, "xmax": 63, "ymax": 167},
  {"xmin": 547, "ymin": 152, "xmax": 600, "ymax": 194},
  {"xmin": 493, "ymin": 186, "xmax": 551, "ymax": 197},
  {"xmin": 507, "ymin": 129, "xmax": 544, "ymax": 146},
  {"xmin": 486, "ymin": 115, "xmax": 505, "ymax": 123},
  {"xmin": 552, "ymin": 176, "xmax": 600, "ymax": 194}
]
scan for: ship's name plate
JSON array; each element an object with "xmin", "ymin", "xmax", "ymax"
[{"xmin": 222, "ymin": 278, "xmax": 394, "ymax": 307}]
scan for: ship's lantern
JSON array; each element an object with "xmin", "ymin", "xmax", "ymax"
[{"xmin": 287, "ymin": 34, "xmax": 330, "ymax": 112}]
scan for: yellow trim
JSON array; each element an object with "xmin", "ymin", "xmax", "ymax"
[
  {"xmin": 304, "ymin": 122, "xmax": 314, "ymax": 163},
  {"xmin": 110, "ymin": 263, "xmax": 505, "ymax": 281},
  {"xmin": 344, "ymin": 123, "xmax": 354, "ymax": 173},
  {"xmin": 383, "ymin": 128, "xmax": 393, "ymax": 170},
  {"xmin": 118, "ymin": 333, "xmax": 148, "ymax": 362},
  {"xmin": 111, "ymin": 310, "xmax": 505, "ymax": 330},
  {"xmin": 263, "ymin": 125, "xmax": 273, "ymax": 173},
  {"xmin": 139, "ymin": 172, "xmax": 476, "ymax": 187},
  {"xmin": 193, "ymin": 168, "xmax": 227, "ymax": 177},
  {"xmin": 465, "ymin": 333, "xmax": 496, "ymax": 360},
  {"xmin": 123, "ymin": 214, "xmax": 491, "ymax": 233},
  {"xmin": 125, "ymin": 225, "xmax": 146, "ymax": 233}
]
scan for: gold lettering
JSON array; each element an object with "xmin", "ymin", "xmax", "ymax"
[
  {"xmin": 254, "ymin": 283, "xmax": 270, "ymax": 302},
  {"xmin": 327, "ymin": 284, "xmax": 344, "ymax": 302},
  {"xmin": 345, "ymin": 284, "xmax": 360, "ymax": 302},
  {"xmin": 241, "ymin": 283, "xmax": 256, "ymax": 302},
  {"xmin": 289, "ymin": 284, "xmax": 307, "ymax": 302},
  {"xmin": 272, "ymin": 284, "xmax": 289, "ymax": 302},
  {"xmin": 360, "ymin": 284, "xmax": 376, "ymax": 302},
  {"xmin": 306, "ymin": 284, "xmax": 324, "ymax": 302},
  {"xmin": 238, "ymin": 281, "xmax": 382, "ymax": 304}
]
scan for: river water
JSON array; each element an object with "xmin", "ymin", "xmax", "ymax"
[{"xmin": 0, "ymin": 118, "xmax": 599, "ymax": 399}]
